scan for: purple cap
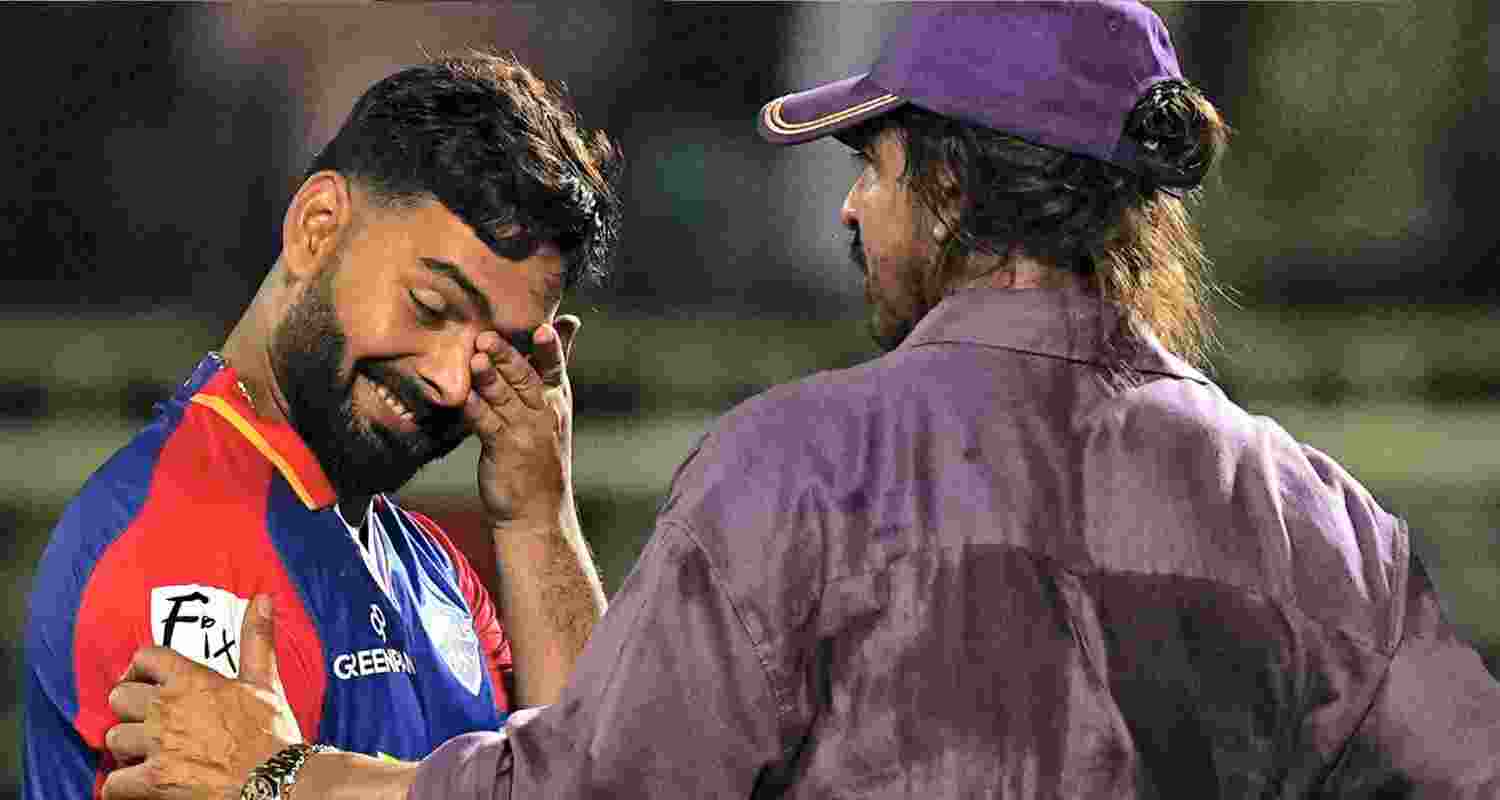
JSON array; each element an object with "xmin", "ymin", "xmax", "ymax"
[{"xmin": 758, "ymin": 1, "xmax": 1183, "ymax": 172}]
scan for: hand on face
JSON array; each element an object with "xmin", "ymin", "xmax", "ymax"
[
  {"xmin": 102, "ymin": 595, "xmax": 302, "ymax": 800},
  {"xmin": 465, "ymin": 314, "xmax": 581, "ymax": 527}
]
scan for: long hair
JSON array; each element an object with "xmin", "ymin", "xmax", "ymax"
[{"xmin": 845, "ymin": 81, "xmax": 1230, "ymax": 367}]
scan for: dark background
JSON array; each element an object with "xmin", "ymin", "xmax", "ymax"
[{"xmin": 3, "ymin": 3, "xmax": 1497, "ymax": 793}]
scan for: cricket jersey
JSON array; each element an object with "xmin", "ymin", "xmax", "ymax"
[{"xmin": 24, "ymin": 353, "xmax": 512, "ymax": 799}]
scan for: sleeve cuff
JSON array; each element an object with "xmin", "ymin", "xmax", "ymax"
[
  {"xmin": 407, "ymin": 732, "xmax": 509, "ymax": 800},
  {"xmin": 407, "ymin": 705, "xmax": 548, "ymax": 800}
]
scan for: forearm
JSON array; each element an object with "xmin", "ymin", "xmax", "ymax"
[
  {"xmin": 491, "ymin": 495, "xmax": 606, "ymax": 706},
  {"xmin": 293, "ymin": 752, "xmax": 420, "ymax": 800}
]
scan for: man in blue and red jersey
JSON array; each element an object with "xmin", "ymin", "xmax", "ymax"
[{"xmin": 23, "ymin": 52, "xmax": 620, "ymax": 798}]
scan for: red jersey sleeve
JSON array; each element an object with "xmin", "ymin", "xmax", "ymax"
[{"xmin": 29, "ymin": 405, "xmax": 327, "ymax": 800}]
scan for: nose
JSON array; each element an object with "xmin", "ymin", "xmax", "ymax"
[
  {"xmin": 839, "ymin": 180, "xmax": 860, "ymax": 229},
  {"xmin": 416, "ymin": 330, "xmax": 474, "ymax": 409}
]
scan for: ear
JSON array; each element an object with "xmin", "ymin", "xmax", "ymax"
[
  {"xmin": 281, "ymin": 171, "xmax": 353, "ymax": 283},
  {"xmin": 930, "ymin": 164, "xmax": 963, "ymax": 243}
]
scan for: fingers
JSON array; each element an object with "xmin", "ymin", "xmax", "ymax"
[
  {"xmin": 530, "ymin": 323, "xmax": 567, "ymax": 387},
  {"xmin": 464, "ymin": 318, "xmax": 578, "ymax": 444},
  {"xmin": 100, "ymin": 764, "xmax": 153, "ymax": 800},
  {"xmin": 105, "ymin": 721, "xmax": 151, "ymax": 765},
  {"xmin": 238, "ymin": 594, "xmax": 282, "ymax": 693},
  {"xmin": 467, "ymin": 332, "xmax": 517, "ymax": 426},
  {"xmin": 121, "ymin": 646, "xmax": 205, "ymax": 689},
  {"xmin": 473, "ymin": 330, "xmax": 546, "ymax": 411},
  {"xmin": 108, "ymin": 681, "xmax": 157, "ymax": 724},
  {"xmin": 554, "ymin": 314, "xmax": 581, "ymax": 363}
]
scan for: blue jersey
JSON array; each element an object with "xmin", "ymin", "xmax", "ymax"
[{"xmin": 25, "ymin": 354, "xmax": 512, "ymax": 798}]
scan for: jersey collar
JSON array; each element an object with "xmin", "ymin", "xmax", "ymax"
[{"xmin": 186, "ymin": 354, "xmax": 338, "ymax": 510}]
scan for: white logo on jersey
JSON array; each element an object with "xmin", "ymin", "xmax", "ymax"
[
  {"xmin": 150, "ymin": 584, "xmax": 249, "ymax": 678},
  {"xmin": 370, "ymin": 604, "xmax": 387, "ymax": 642},
  {"xmin": 333, "ymin": 647, "xmax": 417, "ymax": 680},
  {"xmin": 427, "ymin": 605, "xmax": 483, "ymax": 696},
  {"xmin": 331, "ymin": 602, "xmax": 415, "ymax": 682}
]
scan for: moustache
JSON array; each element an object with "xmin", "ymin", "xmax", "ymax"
[
  {"xmin": 847, "ymin": 226, "xmax": 866, "ymax": 274},
  {"xmin": 358, "ymin": 361, "xmax": 464, "ymax": 437}
]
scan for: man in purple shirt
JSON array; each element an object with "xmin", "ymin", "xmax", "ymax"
[{"xmin": 103, "ymin": 3, "xmax": 1500, "ymax": 798}]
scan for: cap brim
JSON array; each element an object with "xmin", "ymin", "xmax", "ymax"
[{"xmin": 758, "ymin": 73, "xmax": 907, "ymax": 146}]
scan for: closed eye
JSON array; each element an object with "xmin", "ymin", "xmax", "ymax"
[{"xmin": 409, "ymin": 288, "xmax": 445, "ymax": 325}]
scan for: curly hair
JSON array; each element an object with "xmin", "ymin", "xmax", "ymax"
[
  {"xmin": 843, "ymin": 80, "xmax": 1229, "ymax": 367},
  {"xmin": 307, "ymin": 52, "xmax": 622, "ymax": 290}
]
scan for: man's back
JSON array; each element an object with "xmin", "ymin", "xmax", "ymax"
[{"xmin": 558, "ymin": 288, "xmax": 1495, "ymax": 797}]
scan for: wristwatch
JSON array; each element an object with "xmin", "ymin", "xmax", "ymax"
[{"xmin": 239, "ymin": 744, "xmax": 336, "ymax": 800}]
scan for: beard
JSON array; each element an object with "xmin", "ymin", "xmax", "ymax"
[
  {"xmin": 849, "ymin": 226, "xmax": 927, "ymax": 352},
  {"xmin": 270, "ymin": 269, "xmax": 468, "ymax": 499}
]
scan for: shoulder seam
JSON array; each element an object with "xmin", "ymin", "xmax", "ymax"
[{"xmin": 189, "ymin": 395, "xmax": 318, "ymax": 508}]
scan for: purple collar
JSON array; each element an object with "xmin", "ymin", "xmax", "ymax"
[{"xmin": 900, "ymin": 287, "xmax": 1210, "ymax": 384}]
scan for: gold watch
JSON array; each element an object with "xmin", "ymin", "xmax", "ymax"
[{"xmin": 239, "ymin": 744, "xmax": 336, "ymax": 800}]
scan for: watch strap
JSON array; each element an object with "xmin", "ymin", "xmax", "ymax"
[{"xmin": 240, "ymin": 743, "xmax": 336, "ymax": 800}]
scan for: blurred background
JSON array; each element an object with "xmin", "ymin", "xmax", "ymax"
[{"xmin": 2, "ymin": 1, "xmax": 1496, "ymax": 793}]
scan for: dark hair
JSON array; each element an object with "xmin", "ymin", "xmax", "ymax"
[
  {"xmin": 844, "ymin": 79, "xmax": 1229, "ymax": 367},
  {"xmin": 307, "ymin": 52, "xmax": 622, "ymax": 290}
]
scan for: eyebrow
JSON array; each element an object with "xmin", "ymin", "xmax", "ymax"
[
  {"xmin": 420, "ymin": 257, "xmax": 495, "ymax": 325},
  {"xmin": 420, "ymin": 256, "xmax": 536, "ymax": 355}
]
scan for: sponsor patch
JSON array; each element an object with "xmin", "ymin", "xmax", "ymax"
[
  {"xmin": 150, "ymin": 584, "xmax": 249, "ymax": 678},
  {"xmin": 332, "ymin": 647, "xmax": 417, "ymax": 680}
]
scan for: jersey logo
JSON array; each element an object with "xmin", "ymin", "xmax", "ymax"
[
  {"xmin": 427, "ymin": 605, "xmax": 482, "ymax": 696},
  {"xmin": 150, "ymin": 584, "xmax": 249, "ymax": 678},
  {"xmin": 332, "ymin": 603, "xmax": 416, "ymax": 681},
  {"xmin": 370, "ymin": 604, "xmax": 387, "ymax": 642}
]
